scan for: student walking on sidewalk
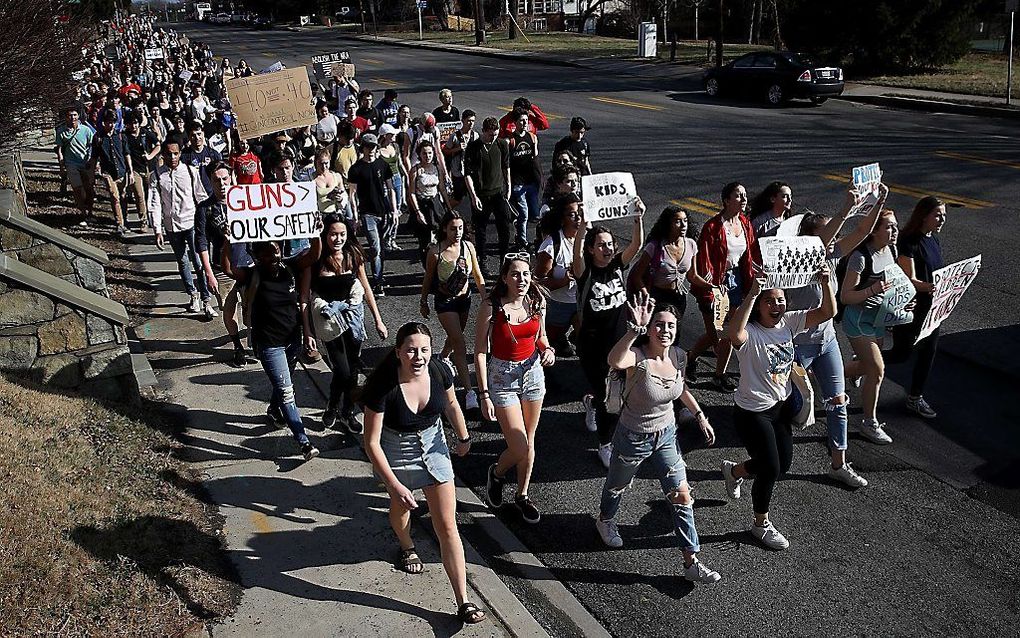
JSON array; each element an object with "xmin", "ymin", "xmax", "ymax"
[{"xmin": 361, "ymin": 322, "xmax": 487, "ymax": 626}]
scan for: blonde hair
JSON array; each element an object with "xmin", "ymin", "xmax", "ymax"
[{"xmin": 439, "ymin": 88, "xmax": 453, "ymax": 99}]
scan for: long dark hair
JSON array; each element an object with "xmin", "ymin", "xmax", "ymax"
[
  {"xmin": 539, "ymin": 192, "xmax": 580, "ymax": 241},
  {"xmin": 721, "ymin": 181, "xmax": 744, "ymax": 202},
  {"xmin": 582, "ymin": 224, "xmax": 613, "ymax": 268},
  {"xmin": 439, "ymin": 209, "xmax": 465, "ymax": 244},
  {"xmin": 634, "ymin": 303, "xmax": 681, "ymax": 347},
  {"xmin": 318, "ymin": 214, "xmax": 365, "ymax": 273},
  {"xmin": 363, "ymin": 322, "xmax": 433, "ymax": 402},
  {"xmin": 489, "ymin": 256, "xmax": 546, "ymax": 317},
  {"xmin": 750, "ymin": 181, "xmax": 789, "ymax": 217},
  {"xmin": 646, "ymin": 205, "xmax": 687, "ymax": 245},
  {"xmin": 901, "ymin": 196, "xmax": 943, "ymax": 238}
]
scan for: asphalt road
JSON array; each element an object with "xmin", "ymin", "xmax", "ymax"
[{"xmin": 181, "ymin": 23, "xmax": 1020, "ymax": 637}]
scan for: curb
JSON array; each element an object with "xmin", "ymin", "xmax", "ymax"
[
  {"xmin": 835, "ymin": 93, "xmax": 1020, "ymax": 120},
  {"xmin": 339, "ymin": 34, "xmax": 582, "ymax": 68}
]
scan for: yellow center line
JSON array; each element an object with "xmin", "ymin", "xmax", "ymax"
[
  {"xmin": 498, "ymin": 105, "xmax": 565, "ymax": 120},
  {"xmin": 820, "ymin": 174, "xmax": 993, "ymax": 209},
  {"xmin": 361, "ymin": 58, "xmax": 385, "ymax": 65},
  {"xmin": 688, "ymin": 197, "xmax": 719, "ymax": 210},
  {"xmin": 590, "ymin": 96, "xmax": 663, "ymax": 111},
  {"xmin": 370, "ymin": 77, "xmax": 400, "ymax": 87},
  {"xmin": 671, "ymin": 198, "xmax": 715, "ymax": 217},
  {"xmin": 935, "ymin": 150, "xmax": 1020, "ymax": 170},
  {"xmin": 453, "ymin": 73, "xmax": 474, "ymax": 79}
]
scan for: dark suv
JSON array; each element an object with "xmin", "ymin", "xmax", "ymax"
[{"xmin": 703, "ymin": 51, "xmax": 844, "ymax": 106}]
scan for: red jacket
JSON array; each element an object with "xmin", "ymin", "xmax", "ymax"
[
  {"xmin": 695, "ymin": 213, "xmax": 758, "ymax": 304},
  {"xmin": 498, "ymin": 104, "xmax": 550, "ymax": 138}
]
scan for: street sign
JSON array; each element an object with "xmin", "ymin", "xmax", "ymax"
[
  {"xmin": 417, "ymin": 0, "xmax": 428, "ymax": 8},
  {"xmin": 1008, "ymin": 0, "xmax": 1018, "ymax": 13}
]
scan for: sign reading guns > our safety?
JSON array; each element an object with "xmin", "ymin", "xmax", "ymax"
[
  {"xmin": 226, "ymin": 182, "xmax": 319, "ymax": 242},
  {"xmin": 581, "ymin": 172, "xmax": 640, "ymax": 221},
  {"xmin": 226, "ymin": 67, "xmax": 316, "ymax": 139}
]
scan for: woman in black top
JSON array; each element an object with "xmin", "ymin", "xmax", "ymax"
[
  {"xmin": 305, "ymin": 215, "xmax": 388, "ymax": 433},
  {"xmin": 221, "ymin": 236, "xmax": 322, "ymax": 461},
  {"xmin": 361, "ymin": 323, "xmax": 485, "ymax": 625},
  {"xmin": 883, "ymin": 196, "xmax": 948, "ymax": 419},
  {"xmin": 571, "ymin": 198, "xmax": 645, "ymax": 468}
]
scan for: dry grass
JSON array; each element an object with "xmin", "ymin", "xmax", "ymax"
[
  {"xmin": 858, "ymin": 51, "xmax": 1020, "ymax": 99},
  {"xmin": 0, "ymin": 376, "xmax": 240, "ymax": 636}
]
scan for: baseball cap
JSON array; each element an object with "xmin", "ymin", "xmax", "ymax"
[
  {"xmin": 570, "ymin": 116, "xmax": 590, "ymax": 131},
  {"xmin": 360, "ymin": 133, "xmax": 379, "ymax": 147},
  {"xmin": 421, "ymin": 112, "xmax": 436, "ymax": 127},
  {"xmin": 378, "ymin": 123, "xmax": 398, "ymax": 137}
]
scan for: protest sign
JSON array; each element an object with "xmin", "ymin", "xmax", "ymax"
[
  {"xmin": 260, "ymin": 61, "xmax": 285, "ymax": 74},
  {"xmin": 776, "ymin": 213, "xmax": 804, "ymax": 237},
  {"xmin": 712, "ymin": 287, "xmax": 729, "ymax": 331},
  {"xmin": 850, "ymin": 162, "xmax": 882, "ymax": 216},
  {"xmin": 581, "ymin": 172, "xmax": 639, "ymax": 221},
  {"xmin": 311, "ymin": 51, "xmax": 355, "ymax": 83},
  {"xmin": 71, "ymin": 70, "xmax": 87, "ymax": 81},
  {"xmin": 144, "ymin": 47, "xmax": 164, "ymax": 60},
  {"xmin": 436, "ymin": 122, "xmax": 460, "ymax": 143},
  {"xmin": 758, "ymin": 236, "xmax": 827, "ymax": 289},
  {"xmin": 226, "ymin": 67, "xmax": 316, "ymax": 139},
  {"xmin": 178, "ymin": 69, "xmax": 193, "ymax": 83},
  {"xmin": 915, "ymin": 254, "xmax": 981, "ymax": 343},
  {"xmin": 874, "ymin": 263, "xmax": 916, "ymax": 329},
  {"xmin": 226, "ymin": 182, "xmax": 319, "ymax": 242}
]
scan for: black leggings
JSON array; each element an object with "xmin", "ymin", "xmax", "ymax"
[
  {"xmin": 884, "ymin": 307, "xmax": 939, "ymax": 397},
  {"xmin": 322, "ymin": 331, "xmax": 361, "ymax": 413},
  {"xmin": 413, "ymin": 194, "xmax": 445, "ymax": 259},
  {"xmin": 578, "ymin": 332, "xmax": 618, "ymax": 445},
  {"xmin": 733, "ymin": 397, "xmax": 796, "ymax": 514}
]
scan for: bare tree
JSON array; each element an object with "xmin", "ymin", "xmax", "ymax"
[{"xmin": 0, "ymin": 0, "xmax": 94, "ymax": 147}]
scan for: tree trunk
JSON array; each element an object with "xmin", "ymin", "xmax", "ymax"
[{"xmin": 716, "ymin": 0, "xmax": 723, "ymax": 66}]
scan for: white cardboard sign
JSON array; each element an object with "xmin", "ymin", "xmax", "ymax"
[
  {"xmin": 850, "ymin": 162, "xmax": 882, "ymax": 216},
  {"xmin": 758, "ymin": 235, "xmax": 827, "ymax": 289},
  {"xmin": 915, "ymin": 254, "xmax": 981, "ymax": 343},
  {"xmin": 581, "ymin": 172, "xmax": 639, "ymax": 221},
  {"xmin": 144, "ymin": 47, "xmax": 164, "ymax": 60},
  {"xmin": 874, "ymin": 263, "xmax": 916, "ymax": 329},
  {"xmin": 226, "ymin": 182, "xmax": 319, "ymax": 242}
]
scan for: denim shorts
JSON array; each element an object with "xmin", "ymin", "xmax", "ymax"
[
  {"xmin": 842, "ymin": 304, "xmax": 884, "ymax": 340},
  {"xmin": 545, "ymin": 298, "xmax": 577, "ymax": 328},
  {"xmin": 487, "ymin": 352, "xmax": 546, "ymax": 407},
  {"xmin": 378, "ymin": 420, "xmax": 454, "ymax": 491}
]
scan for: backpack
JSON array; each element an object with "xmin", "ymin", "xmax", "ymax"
[{"xmin": 833, "ymin": 246, "xmax": 873, "ymax": 323}]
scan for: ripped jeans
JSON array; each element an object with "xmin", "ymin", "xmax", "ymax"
[
  {"xmin": 599, "ymin": 422, "xmax": 700, "ymax": 553},
  {"xmin": 794, "ymin": 336, "xmax": 847, "ymax": 451},
  {"xmin": 257, "ymin": 338, "xmax": 310, "ymax": 445}
]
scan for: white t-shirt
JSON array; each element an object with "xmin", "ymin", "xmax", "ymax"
[
  {"xmin": 734, "ymin": 310, "xmax": 809, "ymax": 412},
  {"xmin": 538, "ymin": 230, "xmax": 576, "ymax": 304},
  {"xmin": 726, "ymin": 228, "xmax": 747, "ymax": 269}
]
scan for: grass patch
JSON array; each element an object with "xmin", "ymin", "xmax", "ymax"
[
  {"xmin": 0, "ymin": 376, "xmax": 240, "ymax": 635},
  {"xmin": 857, "ymin": 51, "xmax": 1020, "ymax": 99},
  {"xmin": 376, "ymin": 31, "xmax": 768, "ymax": 66}
]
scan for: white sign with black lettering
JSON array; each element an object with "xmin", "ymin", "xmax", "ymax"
[
  {"xmin": 581, "ymin": 172, "xmax": 639, "ymax": 221},
  {"xmin": 850, "ymin": 162, "xmax": 882, "ymax": 216},
  {"xmin": 144, "ymin": 47, "xmax": 164, "ymax": 60},
  {"xmin": 758, "ymin": 235, "xmax": 827, "ymax": 289},
  {"xmin": 226, "ymin": 182, "xmax": 319, "ymax": 241}
]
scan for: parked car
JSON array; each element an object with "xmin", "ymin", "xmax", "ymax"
[
  {"xmin": 703, "ymin": 51, "xmax": 844, "ymax": 106},
  {"xmin": 209, "ymin": 12, "xmax": 231, "ymax": 25},
  {"xmin": 251, "ymin": 15, "xmax": 273, "ymax": 29}
]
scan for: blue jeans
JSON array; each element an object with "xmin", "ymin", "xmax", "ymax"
[
  {"xmin": 167, "ymin": 228, "xmax": 209, "ymax": 300},
  {"xmin": 257, "ymin": 338, "xmax": 310, "ymax": 445},
  {"xmin": 383, "ymin": 174, "xmax": 402, "ymax": 247},
  {"xmin": 600, "ymin": 423, "xmax": 700, "ymax": 553},
  {"xmin": 795, "ymin": 337, "xmax": 847, "ymax": 451},
  {"xmin": 361, "ymin": 213, "xmax": 384, "ymax": 285},
  {"xmin": 510, "ymin": 183, "xmax": 540, "ymax": 247}
]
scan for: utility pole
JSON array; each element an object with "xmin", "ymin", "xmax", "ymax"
[
  {"xmin": 475, "ymin": 0, "xmax": 486, "ymax": 44},
  {"xmin": 1008, "ymin": 5, "xmax": 1015, "ymax": 106},
  {"xmin": 715, "ymin": 0, "xmax": 723, "ymax": 67}
]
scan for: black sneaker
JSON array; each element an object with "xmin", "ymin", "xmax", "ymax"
[
  {"xmin": 322, "ymin": 406, "xmax": 338, "ymax": 429},
  {"xmin": 301, "ymin": 442, "xmax": 320, "ymax": 461},
  {"xmin": 266, "ymin": 405, "xmax": 287, "ymax": 429},
  {"xmin": 485, "ymin": 463, "xmax": 504, "ymax": 509},
  {"xmin": 515, "ymin": 495, "xmax": 541, "ymax": 524},
  {"xmin": 713, "ymin": 374, "xmax": 737, "ymax": 393},
  {"xmin": 232, "ymin": 348, "xmax": 248, "ymax": 367},
  {"xmin": 342, "ymin": 410, "xmax": 364, "ymax": 435},
  {"xmin": 375, "ymin": 284, "xmax": 386, "ymax": 298}
]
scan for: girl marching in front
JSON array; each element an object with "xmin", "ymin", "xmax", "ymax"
[
  {"xmin": 475, "ymin": 255, "xmax": 556, "ymax": 523},
  {"xmin": 573, "ymin": 198, "xmax": 646, "ymax": 468},
  {"xmin": 595, "ymin": 294, "xmax": 720, "ymax": 584},
  {"xmin": 361, "ymin": 322, "xmax": 486, "ymax": 625},
  {"xmin": 722, "ymin": 267, "xmax": 836, "ymax": 550},
  {"xmin": 420, "ymin": 210, "xmax": 487, "ymax": 410}
]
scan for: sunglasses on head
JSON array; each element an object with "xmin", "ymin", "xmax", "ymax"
[{"xmin": 503, "ymin": 252, "xmax": 530, "ymax": 262}]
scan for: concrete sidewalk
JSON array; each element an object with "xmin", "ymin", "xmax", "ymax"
[{"xmin": 127, "ymin": 238, "xmax": 550, "ymax": 637}]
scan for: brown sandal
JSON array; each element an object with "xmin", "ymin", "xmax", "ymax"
[{"xmin": 458, "ymin": 602, "xmax": 486, "ymax": 624}]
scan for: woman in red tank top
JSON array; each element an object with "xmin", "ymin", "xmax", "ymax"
[{"xmin": 474, "ymin": 254, "xmax": 556, "ymax": 524}]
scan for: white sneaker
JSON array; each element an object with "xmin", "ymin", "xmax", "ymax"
[
  {"xmin": 465, "ymin": 389, "xmax": 479, "ymax": 411},
  {"xmin": 582, "ymin": 394, "xmax": 597, "ymax": 432},
  {"xmin": 597, "ymin": 443, "xmax": 613, "ymax": 469},
  {"xmin": 683, "ymin": 557, "xmax": 721, "ymax": 584},
  {"xmin": 906, "ymin": 395, "xmax": 937, "ymax": 419},
  {"xmin": 859, "ymin": 420, "xmax": 893, "ymax": 445},
  {"xmin": 751, "ymin": 520, "xmax": 790, "ymax": 550},
  {"xmin": 721, "ymin": 460, "xmax": 743, "ymax": 500},
  {"xmin": 595, "ymin": 516, "xmax": 623, "ymax": 548},
  {"xmin": 187, "ymin": 293, "xmax": 202, "ymax": 313},
  {"xmin": 828, "ymin": 462, "xmax": 868, "ymax": 488},
  {"xmin": 203, "ymin": 300, "xmax": 218, "ymax": 319}
]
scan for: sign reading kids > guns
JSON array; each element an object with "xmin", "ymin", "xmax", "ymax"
[
  {"xmin": 226, "ymin": 67, "xmax": 316, "ymax": 140},
  {"xmin": 915, "ymin": 254, "xmax": 981, "ymax": 343},
  {"xmin": 581, "ymin": 172, "xmax": 640, "ymax": 221},
  {"xmin": 226, "ymin": 182, "xmax": 319, "ymax": 242}
]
